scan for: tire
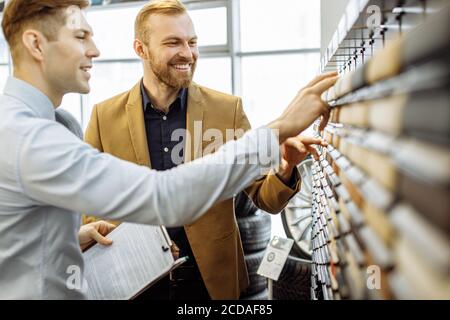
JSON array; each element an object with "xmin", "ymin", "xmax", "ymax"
[
  {"xmin": 281, "ymin": 208, "xmax": 312, "ymax": 259},
  {"xmin": 281, "ymin": 158, "xmax": 314, "ymax": 259},
  {"xmin": 241, "ymin": 250, "xmax": 267, "ymax": 297},
  {"xmin": 272, "ymin": 254, "xmax": 311, "ymax": 300},
  {"xmin": 234, "ymin": 191, "xmax": 258, "ymax": 218},
  {"xmin": 241, "ymin": 289, "xmax": 269, "ymax": 300},
  {"xmin": 237, "ymin": 211, "xmax": 271, "ymax": 253}
]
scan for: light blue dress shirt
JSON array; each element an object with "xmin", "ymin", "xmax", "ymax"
[{"xmin": 0, "ymin": 77, "xmax": 280, "ymax": 299}]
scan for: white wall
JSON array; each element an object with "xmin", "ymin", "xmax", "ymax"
[{"xmin": 320, "ymin": 0, "xmax": 350, "ymax": 55}]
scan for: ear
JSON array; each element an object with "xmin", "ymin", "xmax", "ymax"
[
  {"xmin": 133, "ymin": 39, "xmax": 148, "ymax": 60},
  {"xmin": 22, "ymin": 29, "xmax": 47, "ymax": 62}
]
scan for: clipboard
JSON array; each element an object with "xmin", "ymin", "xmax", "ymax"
[
  {"xmin": 83, "ymin": 223, "xmax": 188, "ymax": 300},
  {"xmin": 129, "ymin": 256, "xmax": 189, "ymax": 300}
]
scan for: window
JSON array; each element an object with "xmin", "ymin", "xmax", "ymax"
[
  {"xmin": 0, "ymin": 65, "xmax": 8, "ymax": 91},
  {"xmin": 240, "ymin": 0, "xmax": 320, "ymax": 52},
  {"xmin": 241, "ymin": 53, "xmax": 320, "ymax": 128},
  {"xmin": 0, "ymin": 27, "xmax": 8, "ymax": 91},
  {"xmin": 86, "ymin": 6, "xmax": 140, "ymax": 60},
  {"xmin": 83, "ymin": 61, "xmax": 143, "ymax": 129},
  {"xmin": 60, "ymin": 93, "xmax": 83, "ymax": 125},
  {"xmin": 189, "ymin": 6, "xmax": 228, "ymax": 47},
  {"xmin": 194, "ymin": 57, "xmax": 232, "ymax": 94},
  {"xmin": 241, "ymin": 54, "xmax": 321, "ymax": 238},
  {"xmin": 0, "ymin": 30, "xmax": 8, "ymax": 64}
]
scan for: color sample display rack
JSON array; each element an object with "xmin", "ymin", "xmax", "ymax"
[{"xmin": 310, "ymin": 0, "xmax": 449, "ymax": 300}]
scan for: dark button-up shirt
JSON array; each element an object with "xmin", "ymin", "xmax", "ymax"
[{"xmin": 141, "ymin": 82, "xmax": 195, "ymax": 263}]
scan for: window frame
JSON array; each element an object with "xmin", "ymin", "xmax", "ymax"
[{"xmin": 0, "ymin": 0, "xmax": 321, "ymax": 129}]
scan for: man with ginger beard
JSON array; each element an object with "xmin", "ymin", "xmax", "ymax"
[{"xmin": 83, "ymin": 0, "xmax": 329, "ymax": 300}]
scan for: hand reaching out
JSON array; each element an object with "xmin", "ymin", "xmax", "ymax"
[{"xmin": 277, "ymin": 136, "xmax": 328, "ymax": 184}]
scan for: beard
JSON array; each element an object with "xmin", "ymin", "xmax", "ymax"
[{"xmin": 148, "ymin": 51, "xmax": 197, "ymax": 89}]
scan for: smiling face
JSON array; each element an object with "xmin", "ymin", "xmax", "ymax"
[
  {"xmin": 141, "ymin": 12, "xmax": 199, "ymax": 89},
  {"xmin": 42, "ymin": 6, "xmax": 100, "ymax": 95}
]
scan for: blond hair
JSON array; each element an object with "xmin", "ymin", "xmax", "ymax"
[{"xmin": 135, "ymin": 0, "xmax": 187, "ymax": 44}]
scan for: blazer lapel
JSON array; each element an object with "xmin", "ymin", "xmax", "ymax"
[
  {"xmin": 185, "ymin": 83, "xmax": 205, "ymax": 162},
  {"xmin": 125, "ymin": 81, "xmax": 151, "ymax": 167}
]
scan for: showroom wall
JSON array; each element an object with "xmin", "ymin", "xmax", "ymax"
[{"xmin": 321, "ymin": 0, "xmax": 349, "ymax": 55}]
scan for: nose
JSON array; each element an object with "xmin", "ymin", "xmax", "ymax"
[
  {"xmin": 87, "ymin": 39, "xmax": 100, "ymax": 59},
  {"xmin": 178, "ymin": 42, "xmax": 194, "ymax": 61}
]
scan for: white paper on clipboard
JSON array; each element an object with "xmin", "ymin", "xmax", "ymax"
[{"xmin": 83, "ymin": 223, "xmax": 187, "ymax": 300}]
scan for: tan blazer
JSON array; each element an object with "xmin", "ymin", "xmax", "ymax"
[{"xmin": 83, "ymin": 81, "xmax": 300, "ymax": 299}]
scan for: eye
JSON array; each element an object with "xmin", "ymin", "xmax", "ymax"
[{"xmin": 76, "ymin": 32, "xmax": 87, "ymax": 40}]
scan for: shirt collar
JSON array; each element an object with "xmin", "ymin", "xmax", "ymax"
[
  {"xmin": 3, "ymin": 76, "xmax": 55, "ymax": 121},
  {"xmin": 140, "ymin": 80, "xmax": 187, "ymax": 113}
]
